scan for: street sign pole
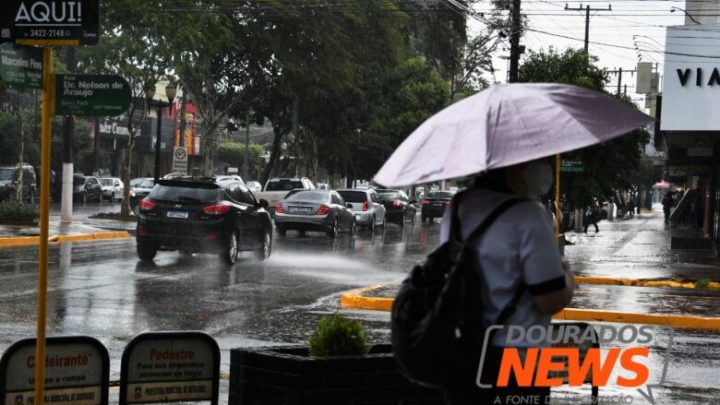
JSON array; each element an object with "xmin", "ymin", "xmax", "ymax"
[
  {"xmin": 36, "ymin": 45, "xmax": 54, "ymax": 405},
  {"xmin": 555, "ymin": 154, "xmax": 561, "ymax": 242}
]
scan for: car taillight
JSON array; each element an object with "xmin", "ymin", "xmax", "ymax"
[
  {"xmin": 139, "ymin": 198, "xmax": 156, "ymax": 211},
  {"xmin": 421, "ymin": 199, "xmax": 430, "ymax": 206},
  {"xmin": 202, "ymin": 202, "xmax": 231, "ymax": 215},
  {"xmin": 275, "ymin": 203, "xmax": 285, "ymax": 214},
  {"xmin": 392, "ymin": 200, "xmax": 402, "ymax": 208},
  {"xmin": 446, "ymin": 200, "xmax": 451, "ymax": 206},
  {"xmin": 316, "ymin": 205, "xmax": 331, "ymax": 216},
  {"xmin": 362, "ymin": 200, "xmax": 369, "ymax": 211}
]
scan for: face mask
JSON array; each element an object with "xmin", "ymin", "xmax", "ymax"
[{"xmin": 521, "ymin": 161, "xmax": 553, "ymax": 198}]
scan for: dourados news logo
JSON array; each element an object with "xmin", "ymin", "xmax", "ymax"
[{"xmin": 476, "ymin": 323, "xmax": 675, "ymax": 404}]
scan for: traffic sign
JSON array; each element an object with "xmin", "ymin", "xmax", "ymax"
[
  {"xmin": 561, "ymin": 159, "xmax": 584, "ymax": 173},
  {"xmin": 55, "ymin": 74, "xmax": 131, "ymax": 116},
  {"xmin": 0, "ymin": 0, "xmax": 100, "ymax": 46},
  {"xmin": 0, "ymin": 43, "xmax": 42, "ymax": 89},
  {"xmin": 172, "ymin": 146, "xmax": 188, "ymax": 174}
]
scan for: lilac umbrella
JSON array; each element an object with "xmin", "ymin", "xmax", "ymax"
[{"xmin": 374, "ymin": 83, "xmax": 653, "ymax": 187}]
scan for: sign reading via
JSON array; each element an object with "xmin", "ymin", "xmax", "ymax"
[
  {"xmin": 56, "ymin": 74, "xmax": 131, "ymax": 117},
  {"xmin": 0, "ymin": 0, "xmax": 100, "ymax": 45},
  {"xmin": 0, "ymin": 43, "xmax": 42, "ymax": 89}
]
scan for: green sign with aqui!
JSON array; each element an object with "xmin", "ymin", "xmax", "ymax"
[
  {"xmin": 0, "ymin": 43, "xmax": 42, "ymax": 89},
  {"xmin": 55, "ymin": 74, "xmax": 131, "ymax": 116}
]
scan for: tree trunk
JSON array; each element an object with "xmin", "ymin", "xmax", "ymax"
[
  {"xmin": 119, "ymin": 144, "xmax": 133, "ymax": 217},
  {"xmin": 261, "ymin": 124, "xmax": 286, "ymax": 186}
]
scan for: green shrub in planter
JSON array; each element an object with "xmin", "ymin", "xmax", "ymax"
[
  {"xmin": 308, "ymin": 312, "xmax": 370, "ymax": 357},
  {"xmin": 0, "ymin": 201, "xmax": 38, "ymax": 224}
]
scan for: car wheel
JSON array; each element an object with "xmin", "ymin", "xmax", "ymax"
[
  {"xmin": 277, "ymin": 226, "xmax": 287, "ymax": 237},
  {"xmin": 369, "ymin": 216, "xmax": 376, "ymax": 232},
  {"xmin": 327, "ymin": 218, "xmax": 338, "ymax": 238},
  {"xmin": 380, "ymin": 216, "xmax": 386, "ymax": 229},
  {"xmin": 421, "ymin": 213, "xmax": 427, "ymax": 223},
  {"xmin": 137, "ymin": 240, "xmax": 157, "ymax": 261},
  {"xmin": 81, "ymin": 192, "xmax": 87, "ymax": 204},
  {"xmin": 410, "ymin": 212, "xmax": 416, "ymax": 225},
  {"xmin": 221, "ymin": 230, "xmax": 239, "ymax": 265},
  {"xmin": 255, "ymin": 230, "xmax": 272, "ymax": 261},
  {"xmin": 179, "ymin": 249, "xmax": 193, "ymax": 258},
  {"xmin": 349, "ymin": 219, "xmax": 356, "ymax": 235}
]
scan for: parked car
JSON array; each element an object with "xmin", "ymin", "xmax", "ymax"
[
  {"xmin": 99, "ymin": 177, "xmax": 124, "ymax": 202},
  {"xmin": 255, "ymin": 177, "xmax": 315, "ymax": 215},
  {"xmin": 376, "ymin": 189, "xmax": 416, "ymax": 226},
  {"xmin": 73, "ymin": 174, "xmax": 103, "ymax": 203},
  {"xmin": 130, "ymin": 179, "xmax": 155, "ymax": 213},
  {"xmin": 274, "ymin": 190, "xmax": 355, "ymax": 237},
  {"xmin": 130, "ymin": 177, "xmax": 152, "ymax": 188},
  {"xmin": 0, "ymin": 164, "xmax": 37, "ymax": 203},
  {"xmin": 420, "ymin": 191, "xmax": 454, "ymax": 223},
  {"xmin": 337, "ymin": 189, "xmax": 386, "ymax": 231},
  {"xmin": 135, "ymin": 176, "xmax": 273, "ymax": 264},
  {"xmin": 246, "ymin": 181, "xmax": 262, "ymax": 193}
]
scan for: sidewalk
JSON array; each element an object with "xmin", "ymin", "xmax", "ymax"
[{"xmin": 341, "ymin": 203, "xmax": 720, "ymax": 327}]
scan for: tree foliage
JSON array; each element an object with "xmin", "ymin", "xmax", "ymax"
[{"xmin": 519, "ymin": 48, "xmax": 650, "ymax": 208}]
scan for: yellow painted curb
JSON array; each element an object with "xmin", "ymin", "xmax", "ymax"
[
  {"xmin": 0, "ymin": 236, "xmax": 40, "ymax": 248},
  {"xmin": 0, "ymin": 231, "xmax": 131, "ymax": 249},
  {"xmin": 340, "ymin": 285, "xmax": 720, "ymax": 331},
  {"xmin": 552, "ymin": 308, "xmax": 720, "ymax": 331},
  {"xmin": 575, "ymin": 276, "xmax": 720, "ymax": 290},
  {"xmin": 340, "ymin": 284, "xmax": 394, "ymax": 312}
]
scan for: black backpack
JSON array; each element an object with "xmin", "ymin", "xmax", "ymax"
[{"xmin": 391, "ymin": 194, "xmax": 524, "ymax": 388}]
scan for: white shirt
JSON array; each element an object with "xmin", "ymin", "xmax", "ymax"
[{"xmin": 440, "ymin": 187, "xmax": 566, "ymax": 346}]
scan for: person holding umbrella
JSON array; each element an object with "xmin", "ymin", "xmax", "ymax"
[{"xmin": 377, "ymin": 83, "xmax": 653, "ymax": 404}]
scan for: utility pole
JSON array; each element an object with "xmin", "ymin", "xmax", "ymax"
[
  {"xmin": 508, "ymin": 0, "xmax": 522, "ymax": 82},
  {"xmin": 564, "ymin": 3, "xmax": 612, "ymax": 53},
  {"xmin": 60, "ymin": 48, "xmax": 76, "ymax": 224},
  {"xmin": 608, "ymin": 68, "xmax": 637, "ymax": 96}
]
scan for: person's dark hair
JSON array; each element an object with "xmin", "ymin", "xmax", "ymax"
[{"xmin": 474, "ymin": 169, "xmax": 514, "ymax": 194}]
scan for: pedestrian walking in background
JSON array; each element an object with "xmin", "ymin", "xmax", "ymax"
[
  {"xmin": 662, "ymin": 191, "xmax": 674, "ymax": 224},
  {"xmin": 439, "ymin": 161, "xmax": 575, "ymax": 404},
  {"xmin": 583, "ymin": 202, "xmax": 599, "ymax": 233}
]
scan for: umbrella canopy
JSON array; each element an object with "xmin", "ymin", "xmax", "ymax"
[
  {"xmin": 374, "ymin": 83, "xmax": 654, "ymax": 187},
  {"xmin": 653, "ymin": 180, "xmax": 672, "ymax": 189}
]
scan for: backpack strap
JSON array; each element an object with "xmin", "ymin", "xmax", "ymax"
[{"xmin": 452, "ymin": 194, "xmax": 527, "ymax": 326}]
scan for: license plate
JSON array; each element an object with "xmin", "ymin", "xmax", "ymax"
[
  {"xmin": 289, "ymin": 207, "xmax": 312, "ymax": 214},
  {"xmin": 433, "ymin": 203, "xmax": 443, "ymax": 207},
  {"xmin": 166, "ymin": 211, "xmax": 189, "ymax": 219}
]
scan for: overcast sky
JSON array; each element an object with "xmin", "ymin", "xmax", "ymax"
[{"xmin": 466, "ymin": 0, "xmax": 692, "ymax": 104}]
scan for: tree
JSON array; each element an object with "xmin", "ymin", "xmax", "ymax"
[
  {"xmin": 519, "ymin": 48, "xmax": 650, "ymax": 208},
  {"xmin": 216, "ymin": 142, "xmax": 263, "ymax": 171},
  {"xmin": 77, "ymin": 0, "xmax": 169, "ymax": 216}
]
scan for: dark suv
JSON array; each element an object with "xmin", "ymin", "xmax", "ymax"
[{"xmin": 135, "ymin": 177, "xmax": 273, "ymax": 264}]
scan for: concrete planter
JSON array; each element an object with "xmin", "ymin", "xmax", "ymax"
[{"xmin": 229, "ymin": 344, "xmax": 443, "ymax": 405}]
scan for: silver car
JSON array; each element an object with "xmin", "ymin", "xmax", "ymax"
[
  {"xmin": 337, "ymin": 189, "xmax": 387, "ymax": 231},
  {"xmin": 274, "ymin": 190, "xmax": 355, "ymax": 237},
  {"xmin": 99, "ymin": 177, "xmax": 124, "ymax": 202}
]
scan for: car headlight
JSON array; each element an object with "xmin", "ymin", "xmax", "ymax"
[{"xmin": 130, "ymin": 190, "xmax": 136, "ymax": 197}]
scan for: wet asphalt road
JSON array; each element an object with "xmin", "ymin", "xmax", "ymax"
[{"xmin": 0, "ymin": 203, "xmax": 718, "ymax": 404}]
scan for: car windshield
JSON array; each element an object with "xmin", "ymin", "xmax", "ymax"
[
  {"xmin": 338, "ymin": 191, "xmax": 367, "ymax": 203},
  {"xmin": 0, "ymin": 168, "xmax": 13, "ymax": 181},
  {"xmin": 286, "ymin": 191, "xmax": 328, "ymax": 202},
  {"xmin": 377, "ymin": 191, "xmax": 400, "ymax": 201},
  {"xmin": 99, "ymin": 179, "xmax": 114, "ymax": 186},
  {"xmin": 150, "ymin": 184, "xmax": 220, "ymax": 202},
  {"xmin": 426, "ymin": 191, "xmax": 454, "ymax": 199},
  {"xmin": 139, "ymin": 180, "xmax": 155, "ymax": 188},
  {"xmin": 266, "ymin": 180, "xmax": 303, "ymax": 191}
]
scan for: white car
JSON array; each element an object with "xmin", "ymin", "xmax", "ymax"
[
  {"xmin": 99, "ymin": 177, "xmax": 124, "ymax": 202},
  {"xmin": 246, "ymin": 181, "xmax": 262, "ymax": 193}
]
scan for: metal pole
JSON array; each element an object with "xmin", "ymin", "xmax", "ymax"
[
  {"xmin": 36, "ymin": 45, "xmax": 54, "ymax": 405},
  {"xmin": 584, "ymin": 5, "xmax": 590, "ymax": 53},
  {"xmin": 245, "ymin": 110, "xmax": 250, "ymax": 180},
  {"xmin": 617, "ymin": 67, "xmax": 623, "ymax": 95},
  {"xmin": 154, "ymin": 102, "xmax": 162, "ymax": 182},
  {"xmin": 508, "ymin": 0, "xmax": 521, "ymax": 82},
  {"xmin": 555, "ymin": 154, "xmax": 561, "ymax": 240}
]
